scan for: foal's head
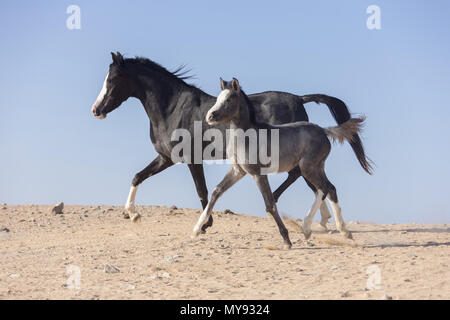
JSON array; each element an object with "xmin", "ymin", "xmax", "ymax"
[
  {"xmin": 91, "ymin": 52, "xmax": 135, "ymax": 119},
  {"xmin": 206, "ymin": 78, "xmax": 244, "ymax": 125}
]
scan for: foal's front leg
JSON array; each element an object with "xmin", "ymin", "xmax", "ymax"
[
  {"xmin": 253, "ymin": 175, "xmax": 292, "ymax": 249},
  {"xmin": 192, "ymin": 166, "xmax": 245, "ymax": 237}
]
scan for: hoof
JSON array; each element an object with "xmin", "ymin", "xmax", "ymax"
[
  {"xmin": 319, "ymin": 220, "xmax": 329, "ymax": 231},
  {"xmin": 306, "ymin": 240, "xmax": 315, "ymax": 247},
  {"xmin": 192, "ymin": 226, "xmax": 202, "ymax": 238},
  {"xmin": 342, "ymin": 231, "xmax": 353, "ymax": 240},
  {"xmin": 130, "ymin": 213, "xmax": 141, "ymax": 223},
  {"xmin": 201, "ymin": 222, "xmax": 212, "ymax": 233},
  {"xmin": 283, "ymin": 242, "xmax": 292, "ymax": 250},
  {"xmin": 303, "ymin": 229, "xmax": 312, "ymax": 240}
]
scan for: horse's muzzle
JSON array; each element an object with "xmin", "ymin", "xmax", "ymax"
[{"xmin": 92, "ymin": 105, "xmax": 106, "ymax": 119}]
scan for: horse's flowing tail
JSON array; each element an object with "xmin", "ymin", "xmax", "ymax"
[{"xmin": 301, "ymin": 94, "xmax": 374, "ymax": 174}]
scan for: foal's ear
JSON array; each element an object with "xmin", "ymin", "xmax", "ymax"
[
  {"xmin": 231, "ymin": 78, "xmax": 240, "ymax": 91},
  {"xmin": 111, "ymin": 52, "xmax": 124, "ymax": 66},
  {"xmin": 220, "ymin": 77, "xmax": 225, "ymax": 90}
]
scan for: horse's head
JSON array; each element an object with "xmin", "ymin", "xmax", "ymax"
[
  {"xmin": 206, "ymin": 78, "xmax": 241, "ymax": 125},
  {"xmin": 91, "ymin": 52, "xmax": 134, "ymax": 119}
]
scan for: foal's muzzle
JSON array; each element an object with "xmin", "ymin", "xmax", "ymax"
[{"xmin": 206, "ymin": 111, "xmax": 218, "ymax": 125}]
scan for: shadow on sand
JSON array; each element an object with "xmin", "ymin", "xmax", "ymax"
[{"xmin": 347, "ymin": 227, "xmax": 450, "ymax": 234}]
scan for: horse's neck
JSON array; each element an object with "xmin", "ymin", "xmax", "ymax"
[
  {"xmin": 135, "ymin": 73, "xmax": 210, "ymax": 129},
  {"xmin": 138, "ymin": 80, "xmax": 178, "ymax": 118}
]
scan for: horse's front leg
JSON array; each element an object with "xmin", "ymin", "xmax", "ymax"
[
  {"xmin": 253, "ymin": 174, "xmax": 292, "ymax": 249},
  {"xmin": 187, "ymin": 163, "xmax": 212, "ymax": 233},
  {"xmin": 192, "ymin": 166, "xmax": 245, "ymax": 237},
  {"xmin": 125, "ymin": 155, "xmax": 173, "ymax": 222}
]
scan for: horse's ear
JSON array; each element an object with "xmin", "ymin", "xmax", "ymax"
[
  {"xmin": 111, "ymin": 52, "xmax": 124, "ymax": 66},
  {"xmin": 220, "ymin": 77, "xmax": 225, "ymax": 90},
  {"xmin": 231, "ymin": 78, "xmax": 240, "ymax": 91}
]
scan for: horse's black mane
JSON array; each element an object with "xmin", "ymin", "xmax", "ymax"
[{"xmin": 124, "ymin": 56, "xmax": 196, "ymax": 86}]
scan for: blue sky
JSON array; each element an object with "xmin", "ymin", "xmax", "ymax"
[{"xmin": 1, "ymin": 1, "xmax": 449, "ymax": 223}]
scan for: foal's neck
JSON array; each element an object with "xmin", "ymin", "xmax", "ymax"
[{"xmin": 230, "ymin": 93, "xmax": 258, "ymax": 131}]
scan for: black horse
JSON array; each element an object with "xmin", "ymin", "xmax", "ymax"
[{"xmin": 91, "ymin": 52, "xmax": 372, "ymax": 232}]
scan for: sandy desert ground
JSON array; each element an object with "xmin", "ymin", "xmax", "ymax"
[{"xmin": 0, "ymin": 204, "xmax": 449, "ymax": 300}]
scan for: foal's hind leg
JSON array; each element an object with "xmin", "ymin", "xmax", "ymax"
[
  {"xmin": 125, "ymin": 155, "xmax": 173, "ymax": 222},
  {"xmin": 298, "ymin": 160, "xmax": 329, "ymax": 239},
  {"xmin": 304, "ymin": 178, "xmax": 331, "ymax": 231},
  {"xmin": 273, "ymin": 167, "xmax": 301, "ymax": 203},
  {"xmin": 273, "ymin": 167, "xmax": 331, "ymax": 231},
  {"xmin": 253, "ymin": 175, "xmax": 292, "ymax": 249},
  {"xmin": 301, "ymin": 190, "xmax": 324, "ymax": 240},
  {"xmin": 192, "ymin": 166, "xmax": 245, "ymax": 237},
  {"xmin": 325, "ymin": 182, "xmax": 353, "ymax": 239}
]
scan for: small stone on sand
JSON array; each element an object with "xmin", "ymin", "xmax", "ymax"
[
  {"xmin": 104, "ymin": 264, "xmax": 120, "ymax": 274},
  {"xmin": 51, "ymin": 202, "xmax": 64, "ymax": 215}
]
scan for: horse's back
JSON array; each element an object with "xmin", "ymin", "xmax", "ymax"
[{"xmin": 248, "ymin": 91, "xmax": 308, "ymax": 125}]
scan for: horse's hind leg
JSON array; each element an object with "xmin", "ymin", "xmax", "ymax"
[
  {"xmin": 125, "ymin": 155, "xmax": 173, "ymax": 222},
  {"xmin": 188, "ymin": 164, "xmax": 213, "ymax": 233},
  {"xmin": 253, "ymin": 175, "xmax": 292, "ymax": 249},
  {"xmin": 192, "ymin": 166, "xmax": 245, "ymax": 237}
]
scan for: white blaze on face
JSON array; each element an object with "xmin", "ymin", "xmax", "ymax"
[
  {"xmin": 91, "ymin": 72, "xmax": 110, "ymax": 119},
  {"xmin": 206, "ymin": 89, "xmax": 231, "ymax": 124}
]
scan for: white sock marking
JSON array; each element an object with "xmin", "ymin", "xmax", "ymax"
[
  {"xmin": 193, "ymin": 203, "xmax": 213, "ymax": 236},
  {"xmin": 303, "ymin": 190, "xmax": 324, "ymax": 234},
  {"xmin": 125, "ymin": 185, "xmax": 139, "ymax": 211},
  {"xmin": 327, "ymin": 197, "xmax": 346, "ymax": 233}
]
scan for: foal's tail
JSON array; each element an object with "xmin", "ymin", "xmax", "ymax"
[
  {"xmin": 325, "ymin": 116, "xmax": 374, "ymax": 174},
  {"xmin": 301, "ymin": 94, "xmax": 374, "ymax": 174}
]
